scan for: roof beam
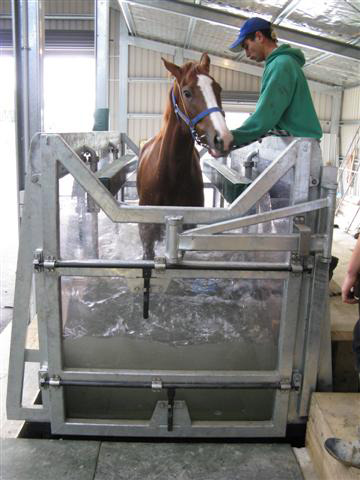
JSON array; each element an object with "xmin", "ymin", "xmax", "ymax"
[
  {"xmin": 271, "ymin": 0, "xmax": 303, "ymax": 24},
  {"xmin": 183, "ymin": 0, "xmax": 201, "ymax": 50},
  {"xmin": 304, "ymin": 38, "xmax": 360, "ymax": 69},
  {"xmin": 119, "ymin": 1, "xmax": 137, "ymax": 36},
  {"xmin": 128, "ymin": 36, "xmax": 343, "ymax": 93},
  {"xmin": 123, "ymin": 0, "xmax": 360, "ymax": 62}
]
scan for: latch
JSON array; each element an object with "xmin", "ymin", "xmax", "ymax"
[
  {"xmin": 167, "ymin": 388, "xmax": 176, "ymax": 432},
  {"xmin": 143, "ymin": 268, "xmax": 152, "ymax": 319}
]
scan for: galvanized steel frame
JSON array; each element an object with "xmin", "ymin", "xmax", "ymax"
[{"xmin": 7, "ymin": 131, "xmax": 337, "ymax": 437}]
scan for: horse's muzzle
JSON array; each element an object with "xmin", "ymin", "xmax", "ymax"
[
  {"xmin": 214, "ymin": 134, "xmax": 224, "ymax": 153},
  {"xmin": 213, "ymin": 131, "xmax": 234, "ymax": 156}
]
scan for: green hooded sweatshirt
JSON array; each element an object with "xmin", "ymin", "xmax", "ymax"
[{"xmin": 231, "ymin": 44, "xmax": 322, "ymax": 147}]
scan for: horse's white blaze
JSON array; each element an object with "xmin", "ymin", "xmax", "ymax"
[{"xmin": 197, "ymin": 74, "xmax": 233, "ymax": 150}]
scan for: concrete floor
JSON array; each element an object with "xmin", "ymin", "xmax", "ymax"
[
  {"xmin": 2, "ymin": 440, "xmax": 304, "ymax": 480},
  {"xmin": 0, "ymin": 228, "xmax": 357, "ymax": 479}
]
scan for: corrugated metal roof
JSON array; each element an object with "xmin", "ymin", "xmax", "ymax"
[
  {"xmin": 121, "ymin": 0, "xmax": 360, "ymax": 88},
  {"xmin": 1, "ymin": 0, "xmax": 358, "ymax": 86}
]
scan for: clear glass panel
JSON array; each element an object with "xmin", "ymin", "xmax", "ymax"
[
  {"xmin": 64, "ymin": 387, "xmax": 274, "ymax": 422},
  {"xmin": 61, "ymin": 275, "xmax": 283, "ymax": 371}
]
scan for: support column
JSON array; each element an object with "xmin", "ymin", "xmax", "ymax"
[
  {"xmin": 118, "ymin": 10, "xmax": 129, "ymax": 134},
  {"xmin": 94, "ymin": 0, "xmax": 110, "ymax": 131},
  {"xmin": 12, "ymin": 0, "xmax": 44, "ymax": 192},
  {"xmin": 330, "ymin": 89, "xmax": 343, "ymax": 167}
]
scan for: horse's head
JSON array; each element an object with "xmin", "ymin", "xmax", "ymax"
[{"xmin": 162, "ymin": 53, "xmax": 234, "ymax": 157}]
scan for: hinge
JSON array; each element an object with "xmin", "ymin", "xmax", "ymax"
[
  {"xmin": 38, "ymin": 366, "xmax": 49, "ymax": 388},
  {"xmin": 280, "ymin": 371, "xmax": 303, "ymax": 391},
  {"xmin": 33, "ymin": 249, "xmax": 44, "ymax": 272},
  {"xmin": 33, "ymin": 249, "xmax": 56, "ymax": 271}
]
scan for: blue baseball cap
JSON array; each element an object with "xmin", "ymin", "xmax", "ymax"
[{"xmin": 229, "ymin": 17, "xmax": 271, "ymax": 52}]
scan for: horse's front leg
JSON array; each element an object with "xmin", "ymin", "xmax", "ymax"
[{"xmin": 139, "ymin": 223, "xmax": 162, "ymax": 260}]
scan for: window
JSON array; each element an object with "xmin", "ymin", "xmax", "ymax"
[{"xmin": 44, "ymin": 55, "xmax": 95, "ymax": 132}]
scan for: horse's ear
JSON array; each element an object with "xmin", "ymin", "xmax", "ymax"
[
  {"xmin": 162, "ymin": 57, "xmax": 181, "ymax": 81},
  {"xmin": 200, "ymin": 53, "xmax": 210, "ymax": 73}
]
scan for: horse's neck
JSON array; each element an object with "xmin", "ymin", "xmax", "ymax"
[{"xmin": 160, "ymin": 114, "xmax": 196, "ymax": 167}]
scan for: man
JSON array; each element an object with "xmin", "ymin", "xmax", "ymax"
[
  {"xmin": 229, "ymin": 17, "xmax": 322, "ymax": 146},
  {"xmin": 226, "ymin": 17, "xmax": 324, "ymax": 213},
  {"xmin": 324, "ymin": 234, "xmax": 360, "ymax": 470}
]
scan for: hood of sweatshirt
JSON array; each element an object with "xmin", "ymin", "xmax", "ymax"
[{"xmin": 265, "ymin": 44, "xmax": 305, "ymax": 68}]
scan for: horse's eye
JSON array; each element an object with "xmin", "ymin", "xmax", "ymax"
[{"xmin": 183, "ymin": 90, "xmax": 192, "ymax": 99}]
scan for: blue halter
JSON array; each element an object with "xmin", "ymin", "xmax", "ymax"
[{"xmin": 171, "ymin": 86, "xmax": 224, "ymax": 147}]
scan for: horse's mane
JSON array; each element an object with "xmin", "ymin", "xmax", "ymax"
[{"xmin": 159, "ymin": 61, "xmax": 210, "ymax": 137}]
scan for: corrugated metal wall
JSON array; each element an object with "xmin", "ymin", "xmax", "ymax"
[
  {"xmin": 127, "ymin": 47, "xmax": 172, "ymax": 141},
  {"xmin": 311, "ymin": 91, "xmax": 333, "ymax": 134},
  {"xmin": 340, "ymin": 85, "xmax": 360, "ymax": 158},
  {"xmin": 339, "ymin": 85, "xmax": 360, "ymax": 198},
  {"xmin": 0, "ymin": 0, "xmax": 93, "ymax": 31}
]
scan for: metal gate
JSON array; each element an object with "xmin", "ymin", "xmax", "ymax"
[{"xmin": 7, "ymin": 132, "xmax": 336, "ymax": 437}]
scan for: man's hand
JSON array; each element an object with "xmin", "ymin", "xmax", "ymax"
[{"xmin": 342, "ymin": 272, "xmax": 359, "ymax": 304}]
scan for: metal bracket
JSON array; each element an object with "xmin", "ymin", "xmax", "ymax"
[
  {"xmin": 290, "ymin": 253, "xmax": 303, "ymax": 273},
  {"xmin": 280, "ymin": 372, "xmax": 302, "ymax": 392},
  {"xmin": 34, "ymin": 250, "xmax": 56, "ymax": 271},
  {"xmin": 280, "ymin": 378, "xmax": 292, "ymax": 391},
  {"xmin": 48, "ymin": 375, "xmax": 61, "ymax": 388},
  {"xmin": 40, "ymin": 372, "xmax": 61, "ymax": 389},
  {"xmin": 293, "ymin": 216, "xmax": 311, "ymax": 257},
  {"xmin": 38, "ymin": 367, "xmax": 49, "ymax": 389},
  {"xmin": 151, "ymin": 378, "xmax": 163, "ymax": 392},
  {"xmin": 76, "ymin": 145, "xmax": 99, "ymax": 173},
  {"xmin": 309, "ymin": 175, "xmax": 319, "ymax": 187},
  {"xmin": 165, "ymin": 216, "xmax": 183, "ymax": 264},
  {"xmin": 108, "ymin": 141, "xmax": 120, "ymax": 160},
  {"xmin": 33, "ymin": 249, "xmax": 44, "ymax": 272},
  {"xmin": 292, "ymin": 371, "xmax": 303, "ymax": 391},
  {"xmin": 154, "ymin": 256, "xmax": 166, "ymax": 271},
  {"xmin": 43, "ymin": 257, "xmax": 56, "ymax": 270}
]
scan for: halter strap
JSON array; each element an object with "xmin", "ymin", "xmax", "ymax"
[
  {"xmin": 171, "ymin": 85, "xmax": 224, "ymax": 147},
  {"xmin": 190, "ymin": 108, "xmax": 224, "ymax": 127}
]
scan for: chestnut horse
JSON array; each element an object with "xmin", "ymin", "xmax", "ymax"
[{"xmin": 137, "ymin": 53, "xmax": 233, "ymax": 259}]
